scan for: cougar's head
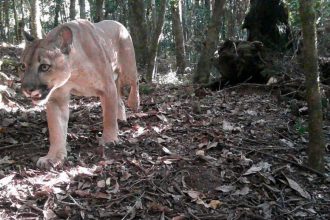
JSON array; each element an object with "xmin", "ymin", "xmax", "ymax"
[{"xmin": 20, "ymin": 26, "xmax": 73, "ymax": 105}]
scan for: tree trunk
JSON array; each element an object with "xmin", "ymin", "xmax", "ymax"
[
  {"xmin": 95, "ymin": 0, "xmax": 104, "ymax": 22},
  {"xmin": 171, "ymin": 0, "xmax": 186, "ymax": 75},
  {"xmin": 242, "ymin": 0, "xmax": 290, "ymax": 50},
  {"xmin": 54, "ymin": 0, "xmax": 62, "ymax": 27},
  {"xmin": 119, "ymin": 0, "xmax": 127, "ymax": 27},
  {"xmin": 181, "ymin": 0, "xmax": 187, "ymax": 41},
  {"xmin": 145, "ymin": 0, "xmax": 167, "ymax": 82},
  {"xmin": 87, "ymin": 0, "xmax": 94, "ymax": 20},
  {"xmin": 128, "ymin": 0, "xmax": 148, "ymax": 70},
  {"xmin": 12, "ymin": 0, "xmax": 20, "ymax": 43},
  {"xmin": 70, "ymin": 0, "xmax": 76, "ymax": 20},
  {"xmin": 30, "ymin": 0, "xmax": 42, "ymax": 38},
  {"xmin": 227, "ymin": 0, "xmax": 235, "ymax": 39},
  {"xmin": 79, "ymin": 0, "xmax": 86, "ymax": 19},
  {"xmin": 3, "ymin": 0, "xmax": 10, "ymax": 41},
  {"xmin": 193, "ymin": 0, "xmax": 201, "ymax": 44},
  {"xmin": 193, "ymin": 0, "xmax": 226, "ymax": 83},
  {"xmin": 0, "ymin": 2, "xmax": 5, "ymax": 40},
  {"xmin": 151, "ymin": 0, "xmax": 157, "ymax": 29},
  {"xmin": 20, "ymin": 0, "xmax": 24, "ymax": 21},
  {"xmin": 298, "ymin": 0, "xmax": 325, "ymax": 173}
]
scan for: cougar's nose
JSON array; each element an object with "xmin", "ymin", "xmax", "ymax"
[{"xmin": 22, "ymin": 83, "xmax": 37, "ymax": 97}]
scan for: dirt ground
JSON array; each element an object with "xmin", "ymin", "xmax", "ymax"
[{"xmin": 0, "ymin": 45, "xmax": 329, "ymax": 219}]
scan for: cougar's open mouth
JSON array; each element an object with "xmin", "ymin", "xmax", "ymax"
[{"xmin": 30, "ymin": 87, "xmax": 52, "ymax": 105}]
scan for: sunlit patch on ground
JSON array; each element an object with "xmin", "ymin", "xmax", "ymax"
[
  {"xmin": 0, "ymin": 83, "xmax": 329, "ymax": 219},
  {"xmin": 155, "ymin": 70, "xmax": 191, "ymax": 85}
]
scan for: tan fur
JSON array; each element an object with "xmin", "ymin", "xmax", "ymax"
[{"xmin": 20, "ymin": 20, "xmax": 140, "ymax": 169}]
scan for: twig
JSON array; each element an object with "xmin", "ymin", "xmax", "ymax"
[
  {"xmin": 57, "ymin": 195, "xmax": 85, "ymax": 210},
  {"xmin": 234, "ymin": 146, "xmax": 326, "ymax": 178},
  {"xmin": 25, "ymin": 202, "xmax": 44, "ymax": 213},
  {"xmin": 198, "ymin": 215, "xmax": 228, "ymax": 220},
  {"xmin": 280, "ymin": 201, "xmax": 313, "ymax": 216},
  {"xmin": 17, "ymin": 199, "xmax": 43, "ymax": 213},
  {"xmin": 68, "ymin": 194, "xmax": 85, "ymax": 210},
  {"xmin": 187, "ymin": 208, "xmax": 201, "ymax": 220},
  {"xmin": 121, "ymin": 191, "xmax": 145, "ymax": 220},
  {"xmin": 0, "ymin": 141, "xmax": 41, "ymax": 151}
]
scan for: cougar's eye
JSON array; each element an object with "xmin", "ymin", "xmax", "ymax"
[
  {"xmin": 39, "ymin": 64, "xmax": 51, "ymax": 72},
  {"xmin": 19, "ymin": 63, "xmax": 26, "ymax": 72}
]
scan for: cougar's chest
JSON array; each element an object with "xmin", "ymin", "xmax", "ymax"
[{"xmin": 68, "ymin": 71, "xmax": 105, "ymax": 97}]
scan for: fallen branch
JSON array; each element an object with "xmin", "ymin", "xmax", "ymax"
[
  {"xmin": 0, "ymin": 141, "xmax": 41, "ymax": 151},
  {"xmin": 233, "ymin": 146, "xmax": 326, "ymax": 178}
]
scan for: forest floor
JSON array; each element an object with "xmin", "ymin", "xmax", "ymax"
[{"xmin": 0, "ymin": 45, "xmax": 330, "ymax": 220}]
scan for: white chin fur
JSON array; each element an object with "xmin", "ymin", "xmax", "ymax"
[
  {"xmin": 32, "ymin": 98, "xmax": 49, "ymax": 106},
  {"xmin": 32, "ymin": 87, "xmax": 57, "ymax": 106}
]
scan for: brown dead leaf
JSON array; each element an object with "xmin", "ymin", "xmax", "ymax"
[
  {"xmin": 243, "ymin": 162, "xmax": 271, "ymax": 175},
  {"xmin": 0, "ymin": 156, "xmax": 15, "ymax": 165},
  {"xmin": 285, "ymin": 176, "xmax": 311, "ymax": 199},
  {"xmin": 43, "ymin": 208, "xmax": 57, "ymax": 220},
  {"xmin": 148, "ymin": 202, "xmax": 171, "ymax": 213},
  {"xmin": 93, "ymin": 192, "xmax": 111, "ymax": 200},
  {"xmin": 156, "ymin": 114, "xmax": 168, "ymax": 122},
  {"xmin": 74, "ymin": 190, "xmax": 91, "ymax": 198},
  {"xmin": 208, "ymin": 200, "xmax": 222, "ymax": 209},
  {"xmin": 97, "ymin": 180, "xmax": 106, "ymax": 188},
  {"xmin": 34, "ymin": 190, "xmax": 51, "ymax": 198},
  {"xmin": 233, "ymin": 186, "xmax": 250, "ymax": 196},
  {"xmin": 215, "ymin": 185, "xmax": 236, "ymax": 193},
  {"xmin": 195, "ymin": 150, "xmax": 205, "ymax": 156},
  {"xmin": 108, "ymin": 180, "xmax": 119, "ymax": 194},
  {"xmin": 185, "ymin": 190, "xmax": 204, "ymax": 201},
  {"xmin": 207, "ymin": 142, "xmax": 218, "ymax": 150},
  {"xmin": 171, "ymin": 215, "xmax": 187, "ymax": 220}
]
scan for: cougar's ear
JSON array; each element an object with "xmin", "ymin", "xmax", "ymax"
[
  {"xmin": 23, "ymin": 31, "xmax": 35, "ymax": 43},
  {"xmin": 56, "ymin": 26, "xmax": 73, "ymax": 54}
]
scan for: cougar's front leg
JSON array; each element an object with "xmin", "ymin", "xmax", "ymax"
[
  {"xmin": 37, "ymin": 95, "xmax": 70, "ymax": 169},
  {"xmin": 99, "ymin": 79, "xmax": 119, "ymax": 146}
]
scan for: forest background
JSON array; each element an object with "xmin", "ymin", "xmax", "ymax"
[{"xmin": 0, "ymin": 0, "xmax": 329, "ymax": 82}]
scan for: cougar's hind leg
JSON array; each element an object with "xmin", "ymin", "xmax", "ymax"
[
  {"xmin": 127, "ymin": 81, "xmax": 139, "ymax": 112},
  {"xmin": 115, "ymin": 74, "xmax": 127, "ymax": 121},
  {"xmin": 119, "ymin": 40, "xmax": 140, "ymax": 112}
]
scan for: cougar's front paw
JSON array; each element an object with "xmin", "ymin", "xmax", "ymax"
[
  {"xmin": 36, "ymin": 154, "xmax": 65, "ymax": 169},
  {"xmin": 98, "ymin": 137, "xmax": 119, "ymax": 158},
  {"xmin": 99, "ymin": 137, "xmax": 119, "ymax": 147},
  {"xmin": 127, "ymin": 95, "xmax": 139, "ymax": 112}
]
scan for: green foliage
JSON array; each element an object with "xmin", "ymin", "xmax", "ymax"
[
  {"xmin": 0, "ymin": 0, "xmax": 329, "ymax": 81},
  {"xmin": 287, "ymin": 0, "xmax": 330, "ymax": 28},
  {"xmin": 139, "ymin": 84, "xmax": 155, "ymax": 95},
  {"xmin": 294, "ymin": 119, "xmax": 307, "ymax": 135}
]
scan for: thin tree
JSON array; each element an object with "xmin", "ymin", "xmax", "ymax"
[
  {"xmin": 12, "ymin": 0, "xmax": 20, "ymax": 43},
  {"xmin": 298, "ymin": 0, "xmax": 325, "ymax": 173},
  {"xmin": 145, "ymin": 0, "xmax": 167, "ymax": 82},
  {"xmin": 128, "ymin": 0, "xmax": 148, "ymax": 70},
  {"xmin": 227, "ymin": 0, "xmax": 235, "ymax": 39},
  {"xmin": 0, "ymin": 2, "xmax": 5, "ymax": 40},
  {"xmin": 119, "ymin": 0, "xmax": 127, "ymax": 27},
  {"xmin": 95, "ymin": 0, "xmax": 104, "ymax": 22},
  {"xmin": 30, "ymin": 0, "xmax": 42, "ymax": 38},
  {"xmin": 54, "ymin": 0, "xmax": 62, "ymax": 27},
  {"xmin": 193, "ymin": 0, "xmax": 226, "ymax": 83},
  {"xmin": 79, "ymin": 0, "xmax": 86, "ymax": 19},
  {"xmin": 87, "ymin": 0, "xmax": 93, "ymax": 19},
  {"xmin": 128, "ymin": 0, "xmax": 167, "ymax": 82},
  {"xmin": 171, "ymin": 0, "xmax": 186, "ymax": 75},
  {"xmin": 3, "ymin": 0, "xmax": 10, "ymax": 41},
  {"xmin": 70, "ymin": 0, "xmax": 76, "ymax": 20}
]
